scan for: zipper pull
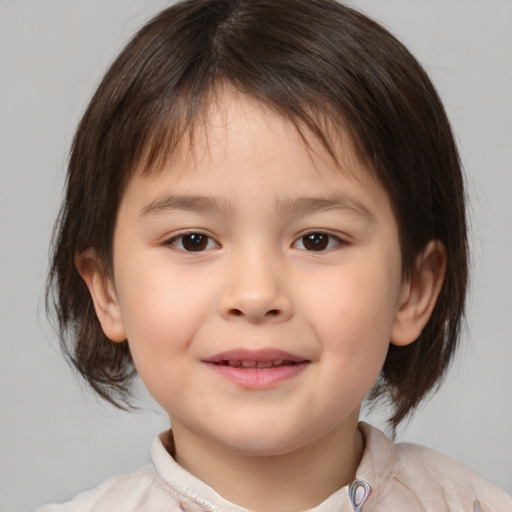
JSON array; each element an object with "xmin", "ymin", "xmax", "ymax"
[{"xmin": 348, "ymin": 480, "xmax": 371, "ymax": 512}]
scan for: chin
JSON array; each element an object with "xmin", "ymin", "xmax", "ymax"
[{"xmin": 213, "ymin": 423, "xmax": 319, "ymax": 458}]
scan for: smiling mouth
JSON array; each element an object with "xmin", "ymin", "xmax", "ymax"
[{"xmin": 204, "ymin": 351, "xmax": 309, "ymax": 388}]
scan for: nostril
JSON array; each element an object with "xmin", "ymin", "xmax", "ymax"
[
  {"xmin": 266, "ymin": 309, "xmax": 280, "ymax": 316},
  {"xmin": 228, "ymin": 308, "xmax": 243, "ymax": 317}
]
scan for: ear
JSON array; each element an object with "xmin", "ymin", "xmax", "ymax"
[
  {"xmin": 391, "ymin": 240, "xmax": 447, "ymax": 347},
  {"xmin": 75, "ymin": 248, "xmax": 127, "ymax": 342}
]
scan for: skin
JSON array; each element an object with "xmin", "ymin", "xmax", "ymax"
[{"xmin": 78, "ymin": 90, "xmax": 446, "ymax": 512}]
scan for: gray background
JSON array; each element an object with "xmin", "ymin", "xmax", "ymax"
[{"xmin": 1, "ymin": 1, "xmax": 510, "ymax": 510}]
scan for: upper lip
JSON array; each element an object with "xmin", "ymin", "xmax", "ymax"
[{"xmin": 203, "ymin": 348, "xmax": 308, "ymax": 364}]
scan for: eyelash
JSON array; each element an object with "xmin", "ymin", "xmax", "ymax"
[{"xmin": 164, "ymin": 230, "xmax": 344, "ymax": 253}]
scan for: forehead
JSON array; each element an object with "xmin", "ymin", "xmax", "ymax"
[{"xmin": 132, "ymin": 88, "xmax": 382, "ymax": 198}]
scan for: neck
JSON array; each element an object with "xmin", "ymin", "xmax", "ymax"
[{"xmin": 169, "ymin": 414, "xmax": 364, "ymax": 512}]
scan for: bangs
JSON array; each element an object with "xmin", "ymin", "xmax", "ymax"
[{"xmin": 123, "ymin": 78, "xmax": 352, "ymax": 184}]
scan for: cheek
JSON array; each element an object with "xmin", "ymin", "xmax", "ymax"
[
  {"xmin": 309, "ymin": 267, "xmax": 398, "ymax": 336},
  {"xmin": 302, "ymin": 258, "xmax": 400, "ymax": 376},
  {"xmin": 114, "ymin": 263, "xmax": 216, "ymax": 382}
]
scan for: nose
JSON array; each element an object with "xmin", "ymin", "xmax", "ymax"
[{"xmin": 217, "ymin": 250, "xmax": 294, "ymax": 324}]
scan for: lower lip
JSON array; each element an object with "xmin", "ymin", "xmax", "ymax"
[{"xmin": 205, "ymin": 362, "xmax": 309, "ymax": 389}]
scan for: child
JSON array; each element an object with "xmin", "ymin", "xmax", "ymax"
[{"xmin": 40, "ymin": 0, "xmax": 511, "ymax": 510}]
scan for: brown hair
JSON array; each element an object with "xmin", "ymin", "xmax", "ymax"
[{"xmin": 47, "ymin": 0, "xmax": 468, "ymax": 429}]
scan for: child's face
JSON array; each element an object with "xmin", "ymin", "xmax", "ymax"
[{"xmin": 103, "ymin": 91, "xmax": 409, "ymax": 457}]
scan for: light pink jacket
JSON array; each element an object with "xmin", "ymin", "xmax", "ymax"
[{"xmin": 38, "ymin": 423, "xmax": 512, "ymax": 511}]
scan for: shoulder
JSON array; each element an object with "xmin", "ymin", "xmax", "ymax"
[
  {"xmin": 391, "ymin": 441, "xmax": 511, "ymax": 511},
  {"xmin": 358, "ymin": 423, "xmax": 512, "ymax": 512},
  {"xmin": 36, "ymin": 464, "xmax": 170, "ymax": 512}
]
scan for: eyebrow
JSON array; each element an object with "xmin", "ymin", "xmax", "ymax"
[
  {"xmin": 139, "ymin": 193, "xmax": 376, "ymax": 223},
  {"xmin": 276, "ymin": 195, "xmax": 376, "ymax": 223},
  {"xmin": 139, "ymin": 195, "xmax": 235, "ymax": 219}
]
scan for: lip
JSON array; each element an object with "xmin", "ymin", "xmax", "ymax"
[
  {"xmin": 203, "ymin": 348, "xmax": 310, "ymax": 389},
  {"xmin": 204, "ymin": 348, "xmax": 307, "ymax": 364}
]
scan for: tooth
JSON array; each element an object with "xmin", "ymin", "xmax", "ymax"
[
  {"xmin": 241, "ymin": 361, "xmax": 256, "ymax": 368},
  {"xmin": 273, "ymin": 360, "xmax": 283, "ymax": 366},
  {"xmin": 228, "ymin": 360, "xmax": 242, "ymax": 367},
  {"xmin": 256, "ymin": 361, "xmax": 273, "ymax": 368}
]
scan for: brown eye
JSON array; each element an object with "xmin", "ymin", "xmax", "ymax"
[
  {"xmin": 294, "ymin": 232, "xmax": 342, "ymax": 251},
  {"xmin": 182, "ymin": 233, "xmax": 208, "ymax": 251},
  {"xmin": 169, "ymin": 232, "xmax": 218, "ymax": 252},
  {"xmin": 302, "ymin": 233, "xmax": 329, "ymax": 251}
]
